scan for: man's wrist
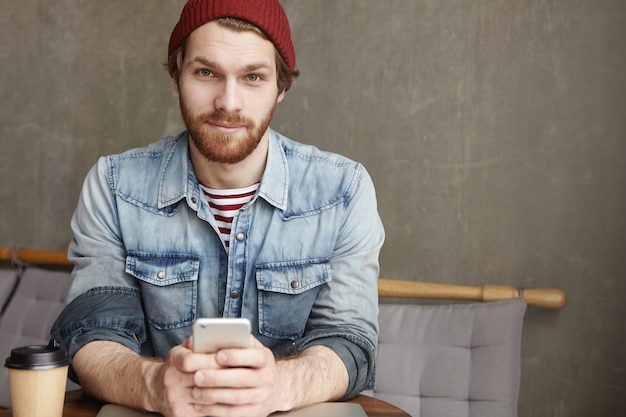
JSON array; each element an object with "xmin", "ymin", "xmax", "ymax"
[
  {"xmin": 140, "ymin": 358, "xmax": 164, "ymax": 413},
  {"xmin": 273, "ymin": 345, "xmax": 348, "ymax": 412},
  {"xmin": 274, "ymin": 358, "xmax": 299, "ymax": 412}
]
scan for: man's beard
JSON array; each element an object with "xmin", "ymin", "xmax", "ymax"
[{"xmin": 180, "ymin": 98, "xmax": 275, "ymax": 164}]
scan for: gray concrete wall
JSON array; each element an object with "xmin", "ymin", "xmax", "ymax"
[{"xmin": 1, "ymin": 1, "xmax": 625, "ymax": 415}]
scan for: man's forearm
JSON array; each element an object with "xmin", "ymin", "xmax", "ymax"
[
  {"xmin": 72, "ymin": 341, "xmax": 161, "ymax": 412},
  {"xmin": 274, "ymin": 345, "xmax": 349, "ymax": 411},
  {"xmin": 73, "ymin": 340, "xmax": 349, "ymax": 415}
]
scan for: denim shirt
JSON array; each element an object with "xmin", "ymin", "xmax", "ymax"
[{"xmin": 51, "ymin": 129, "xmax": 384, "ymax": 399}]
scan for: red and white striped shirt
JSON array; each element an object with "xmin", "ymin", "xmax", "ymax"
[{"xmin": 199, "ymin": 182, "xmax": 259, "ymax": 250}]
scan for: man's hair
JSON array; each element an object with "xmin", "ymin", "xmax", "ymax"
[{"xmin": 165, "ymin": 18, "xmax": 300, "ymax": 94}]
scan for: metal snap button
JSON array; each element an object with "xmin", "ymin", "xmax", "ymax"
[
  {"xmin": 230, "ymin": 290, "xmax": 239, "ymax": 299},
  {"xmin": 235, "ymin": 232, "xmax": 245, "ymax": 241},
  {"xmin": 290, "ymin": 280, "xmax": 299, "ymax": 289},
  {"xmin": 157, "ymin": 271, "xmax": 166, "ymax": 280}
]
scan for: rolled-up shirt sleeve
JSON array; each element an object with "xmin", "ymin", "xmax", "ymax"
[{"xmin": 50, "ymin": 287, "xmax": 148, "ymax": 383}]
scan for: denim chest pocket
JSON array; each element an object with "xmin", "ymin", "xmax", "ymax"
[
  {"xmin": 125, "ymin": 252, "xmax": 199, "ymax": 330},
  {"xmin": 256, "ymin": 260, "xmax": 331, "ymax": 340}
]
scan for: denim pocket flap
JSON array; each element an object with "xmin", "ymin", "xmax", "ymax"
[
  {"xmin": 125, "ymin": 252, "xmax": 200, "ymax": 287},
  {"xmin": 256, "ymin": 260, "xmax": 331, "ymax": 295}
]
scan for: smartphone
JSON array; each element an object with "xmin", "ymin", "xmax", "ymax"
[{"xmin": 192, "ymin": 318, "xmax": 251, "ymax": 353}]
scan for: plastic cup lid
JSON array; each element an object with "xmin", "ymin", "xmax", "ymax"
[{"xmin": 4, "ymin": 345, "xmax": 70, "ymax": 370}]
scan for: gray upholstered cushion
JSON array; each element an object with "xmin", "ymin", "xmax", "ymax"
[
  {"xmin": 0, "ymin": 267, "xmax": 78, "ymax": 407},
  {"xmin": 372, "ymin": 299, "xmax": 527, "ymax": 417},
  {"xmin": 0, "ymin": 269, "xmax": 18, "ymax": 314}
]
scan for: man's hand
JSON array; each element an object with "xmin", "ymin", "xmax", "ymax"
[
  {"xmin": 147, "ymin": 338, "xmax": 207, "ymax": 417},
  {"xmin": 146, "ymin": 336, "xmax": 280, "ymax": 417}
]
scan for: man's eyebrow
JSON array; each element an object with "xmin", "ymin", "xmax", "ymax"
[
  {"xmin": 188, "ymin": 56, "xmax": 272, "ymax": 72},
  {"xmin": 243, "ymin": 62, "xmax": 273, "ymax": 72},
  {"xmin": 188, "ymin": 56, "xmax": 218, "ymax": 68}
]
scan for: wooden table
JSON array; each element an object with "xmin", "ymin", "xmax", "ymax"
[{"xmin": 0, "ymin": 390, "xmax": 410, "ymax": 417}]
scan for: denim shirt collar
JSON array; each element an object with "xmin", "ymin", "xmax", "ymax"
[
  {"xmin": 257, "ymin": 129, "xmax": 288, "ymax": 211},
  {"xmin": 157, "ymin": 129, "xmax": 288, "ymax": 211},
  {"xmin": 157, "ymin": 132, "xmax": 200, "ymax": 210}
]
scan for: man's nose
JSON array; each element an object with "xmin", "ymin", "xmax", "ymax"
[{"xmin": 214, "ymin": 79, "xmax": 243, "ymax": 113}]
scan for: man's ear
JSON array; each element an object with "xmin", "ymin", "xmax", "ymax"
[
  {"xmin": 277, "ymin": 90, "xmax": 285, "ymax": 104},
  {"xmin": 173, "ymin": 77, "xmax": 180, "ymax": 94}
]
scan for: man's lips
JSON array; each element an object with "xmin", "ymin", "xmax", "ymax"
[{"xmin": 207, "ymin": 121, "xmax": 244, "ymax": 134}]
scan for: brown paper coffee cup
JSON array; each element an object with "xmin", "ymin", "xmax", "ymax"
[{"xmin": 4, "ymin": 344, "xmax": 70, "ymax": 417}]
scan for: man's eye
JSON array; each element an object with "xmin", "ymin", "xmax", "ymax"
[
  {"xmin": 199, "ymin": 69, "xmax": 212, "ymax": 77},
  {"xmin": 247, "ymin": 74, "xmax": 260, "ymax": 82}
]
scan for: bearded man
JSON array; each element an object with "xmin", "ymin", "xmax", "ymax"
[{"xmin": 52, "ymin": 1, "xmax": 384, "ymax": 416}]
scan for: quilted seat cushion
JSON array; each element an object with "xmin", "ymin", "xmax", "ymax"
[
  {"xmin": 373, "ymin": 299, "xmax": 527, "ymax": 417},
  {"xmin": 0, "ymin": 269, "xmax": 17, "ymax": 314},
  {"xmin": 0, "ymin": 267, "xmax": 76, "ymax": 407}
]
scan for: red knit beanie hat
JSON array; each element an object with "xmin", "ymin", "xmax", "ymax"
[{"xmin": 168, "ymin": 0, "xmax": 296, "ymax": 71}]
